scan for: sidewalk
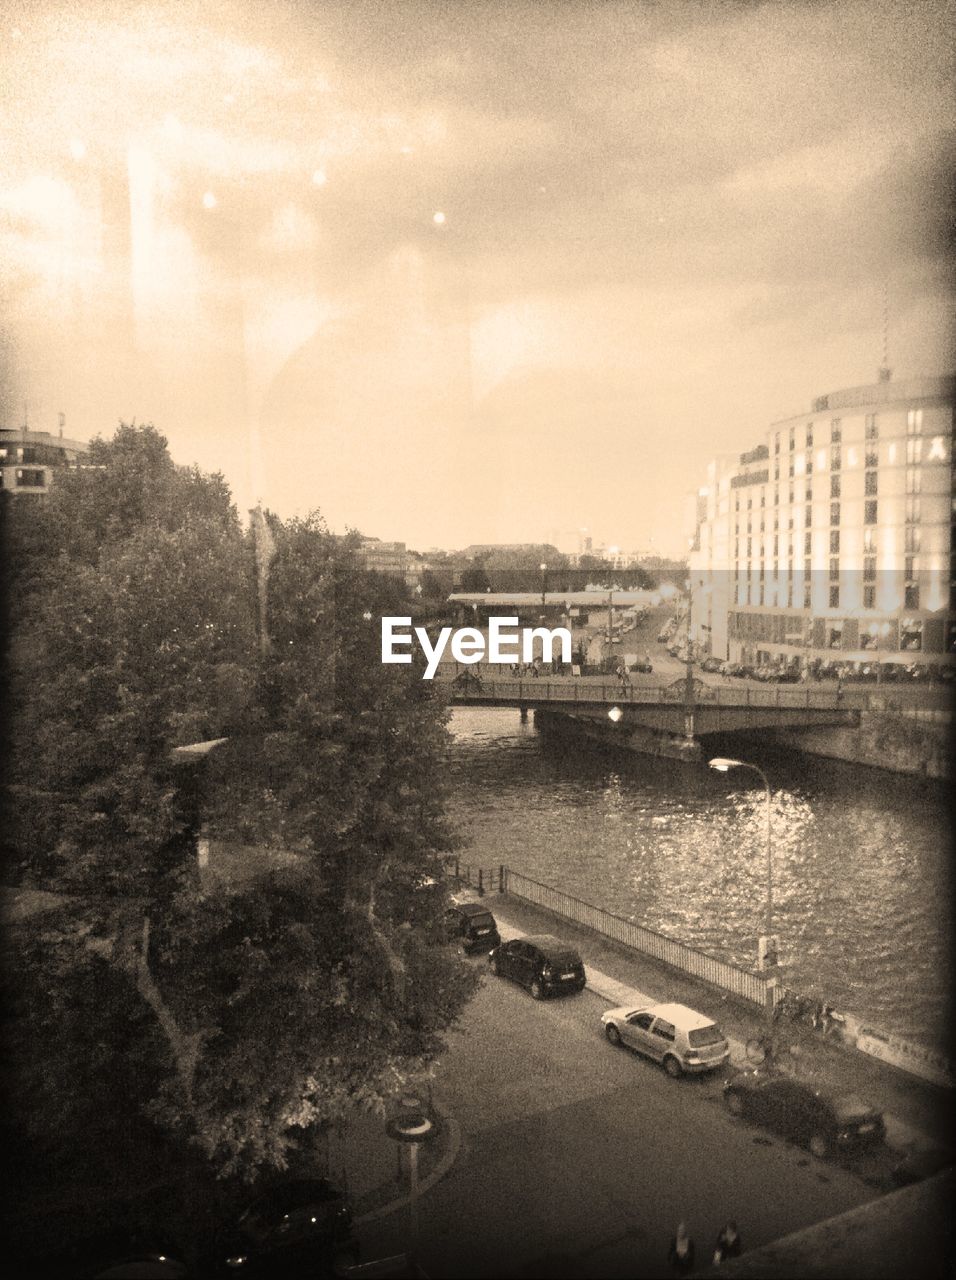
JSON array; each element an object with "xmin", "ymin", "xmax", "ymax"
[{"xmin": 460, "ymin": 887, "xmax": 952, "ymax": 1157}]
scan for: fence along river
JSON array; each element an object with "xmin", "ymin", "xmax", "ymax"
[{"xmin": 444, "ymin": 707, "xmax": 953, "ymax": 1057}]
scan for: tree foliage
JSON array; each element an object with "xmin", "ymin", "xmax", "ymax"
[{"xmin": 5, "ymin": 424, "xmax": 478, "ymax": 1187}]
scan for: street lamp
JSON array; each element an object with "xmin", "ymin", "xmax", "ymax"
[
  {"xmin": 539, "ymin": 562, "xmax": 547, "ymax": 608},
  {"xmin": 708, "ymin": 757, "xmax": 777, "ymax": 972}
]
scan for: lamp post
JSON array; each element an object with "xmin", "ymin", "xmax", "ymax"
[
  {"xmin": 539, "ymin": 562, "xmax": 547, "ymax": 609},
  {"xmin": 708, "ymin": 756, "xmax": 777, "ymax": 972}
]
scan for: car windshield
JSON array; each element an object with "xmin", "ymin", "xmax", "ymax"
[
  {"xmin": 468, "ymin": 913, "xmax": 495, "ymax": 929},
  {"xmin": 688, "ymin": 1025, "xmax": 724, "ymax": 1047},
  {"xmin": 832, "ymin": 1094, "xmax": 875, "ymax": 1121}
]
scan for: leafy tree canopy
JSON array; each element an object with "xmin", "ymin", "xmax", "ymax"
[{"xmin": 5, "ymin": 424, "xmax": 477, "ymax": 1189}]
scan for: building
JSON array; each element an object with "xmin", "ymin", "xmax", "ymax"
[
  {"xmin": 0, "ymin": 422, "xmax": 89, "ymax": 502},
  {"xmin": 689, "ymin": 372, "xmax": 955, "ymax": 670}
]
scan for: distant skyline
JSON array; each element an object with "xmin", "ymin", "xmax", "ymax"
[{"xmin": 3, "ymin": 0, "xmax": 953, "ymax": 557}]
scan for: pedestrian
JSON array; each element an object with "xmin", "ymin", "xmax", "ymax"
[
  {"xmin": 667, "ymin": 1222, "xmax": 695, "ymax": 1276},
  {"xmin": 531, "ymin": 658, "xmax": 540, "ymax": 678},
  {"xmin": 713, "ymin": 1221, "xmax": 742, "ymax": 1265}
]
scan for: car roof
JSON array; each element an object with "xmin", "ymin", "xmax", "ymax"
[
  {"xmin": 521, "ymin": 934, "xmax": 580, "ymax": 958},
  {"xmin": 457, "ymin": 902, "xmax": 495, "ymax": 917},
  {"xmin": 643, "ymin": 1002, "xmax": 716, "ymax": 1030}
]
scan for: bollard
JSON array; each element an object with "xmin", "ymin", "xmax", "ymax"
[
  {"xmin": 499, "ymin": 864, "xmax": 505, "ymax": 893},
  {"xmin": 477, "ymin": 868, "xmax": 484, "ymax": 896}
]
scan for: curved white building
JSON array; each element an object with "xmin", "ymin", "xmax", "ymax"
[{"xmin": 689, "ymin": 373, "xmax": 955, "ymax": 669}]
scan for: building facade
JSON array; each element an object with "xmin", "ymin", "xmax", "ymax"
[
  {"xmin": 689, "ymin": 373, "xmax": 955, "ymax": 669},
  {"xmin": 0, "ymin": 424, "xmax": 89, "ymax": 502}
]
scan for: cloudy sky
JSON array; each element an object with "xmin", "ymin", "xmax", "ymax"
[{"xmin": 2, "ymin": 0, "xmax": 953, "ymax": 555}]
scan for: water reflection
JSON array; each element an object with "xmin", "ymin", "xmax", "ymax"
[{"xmin": 446, "ymin": 708, "xmax": 952, "ymax": 1049}]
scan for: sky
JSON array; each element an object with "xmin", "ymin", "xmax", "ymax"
[{"xmin": 2, "ymin": 0, "xmax": 954, "ymax": 556}]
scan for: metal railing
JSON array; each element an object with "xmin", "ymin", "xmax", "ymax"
[
  {"xmin": 495, "ymin": 865, "xmax": 771, "ymax": 1007},
  {"xmin": 438, "ymin": 674, "xmax": 954, "ymax": 717}
]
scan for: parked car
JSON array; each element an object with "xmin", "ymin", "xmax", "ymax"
[
  {"xmin": 630, "ymin": 658, "xmax": 653, "ymax": 674},
  {"xmin": 214, "ymin": 1178, "xmax": 358, "ymax": 1276},
  {"xmin": 601, "ymin": 1002, "xmax": 730, "ymax": 1077},
  {"xmin": 723, "ymin": 1075, "xmax": 885, "ymax": 1159},
  {"xmin": 700, "ymin": 656, "xmax": 723, "ymax": 673},
  {"xmin": 443, "ymin": 902, "xmax": 501, "ymax": 953},
  {"xmin": 489, "ymin": 934, "xmax": 586, "ymax": 999}
]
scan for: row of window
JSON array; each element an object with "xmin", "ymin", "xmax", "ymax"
[
  {"xmin": 0, "ymin": 468, "xmax": 47, "ymax": 488},
  {"xmin": 771, "ymin": 409, "xmax": 926, "ymax": 455},
  {"xmin": 733, "ymin": 581, "xmax": 929, "ymax": 611}
]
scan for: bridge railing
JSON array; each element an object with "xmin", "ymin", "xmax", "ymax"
[{"xmin": 436, "ymin": 676, "xmax": 874, "ymax": 711}]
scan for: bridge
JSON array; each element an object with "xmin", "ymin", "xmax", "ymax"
[{"xmin": 435, "ymin": 672, "xmax": 863, "ymax": 758}]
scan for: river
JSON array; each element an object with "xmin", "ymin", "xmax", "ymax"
[{"xmin": 445, "ymin": 707, "xmax": 953, "ymax": 1053}]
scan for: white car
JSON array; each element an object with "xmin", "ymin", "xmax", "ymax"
[{"xmin": 601, "ymin": 1001, "xmax": 730, "ymax": 1077}]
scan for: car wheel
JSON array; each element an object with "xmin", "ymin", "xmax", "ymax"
[
  {"xmin": 663, "ymin": 1055, "xmax": 683, "ymax": 1079},
  {"xmin": 809, "ymin": 1133, "xmax": 830, "ymax": 1159},
  {"xmin": 605, "ymin": 1023, "xmax": 622, "ymax": 1046},
  {"xmin": 530, "ymin": 979, "xmax": 545, "ymax": 1000},
  {"xmin": 726, "ymin": 1091, "xmax": 745, "ymax": 1117}
]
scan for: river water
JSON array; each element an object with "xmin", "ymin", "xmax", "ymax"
[{"xmin": 445, "ymin": 708, "xmax": 953, "ymax": 1053}]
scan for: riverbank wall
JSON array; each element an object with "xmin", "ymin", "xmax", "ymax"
[
  {"xmin": 448, "ymin": 859, "xmax": 955, "ymax": 1091},
  {"xmin": 769, "ymin": 707, "xmax": 953, "ymax": 780}
]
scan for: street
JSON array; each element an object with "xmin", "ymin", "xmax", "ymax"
[{"xmin": 359, "ymin": 966, "xmax": 882, "ymax": 1278}]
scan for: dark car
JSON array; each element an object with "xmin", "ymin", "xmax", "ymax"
[
  {"xmin": 489, "ymin": 934, "xmax": 586, "ymax": 999},
  {"xmin": 724, "ymin": 1074, "xmax": 885, "ymax": 1159},
  {"xmin": 443, "ymin": 902, "xmax": 501, "ymax": 953},
  {"xmin": 700, "ymin": 656, "xmax": 723, "ymax": 673},
  {"xmin": 216, "ymin": 1178, "xmax": 358, "ymax": 1276},
  {"xmin": 630, "ymin": 659, "xmax": 653, "ymax": 674}
]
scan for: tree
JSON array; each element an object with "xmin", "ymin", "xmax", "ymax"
[{"xmin": 5, "ymin": 425, "xmax": 478, "ymax": 1202}]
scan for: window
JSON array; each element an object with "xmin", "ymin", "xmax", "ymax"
[
  {"xmin": 747, "ymin": 537, "xmax": 752, "ymax": 557},
  {"xmin": 774, "ymin": 434, "xmax": 781, "ymax": 455},
  {"xmin": 864, "ymin": 470, "xmax": 878, "ymax": 496},
  {"xmin": 865, "ymin": 414, "xmax": 878, "ymax": 440},
  {"xmin": 829, "ymin": 557, "xmax": 840, "ymax": 581},
  {"xmin": 830, "ymin": 445, "xmax": 841, "ymax": 471},
  {"xmin": 774, "ymin": 488, "xmax": 780, "ymax": 505},
  {"xmin": 829, "ymin": 530, "xmax": 840, "ymax": 553},
  {"xmin": 831, "ymin": 419, "xmax": 842, "ymax": 442},
  {"xmin": 906, "ymin": 438, "xmax": 922, "ymax": 465},
  {"xmin": 863, "ymin": 556, "xmax": 876, "ymax": 582},
  {"xmin": 905, "ymin": 526, "xmax": 921, "ymax": 553},
  {"xmin": 865, "ymin": 447, "xmax": 879, "ymax": 467},
  {"xmin": 906, "ymin": 408, "xmax": 923, "ymax": 435},
  {"xmin": 652, "ymin": 1019, "xmax": 676, "ymax": 1042},
  {"xmin": 906, "ymin": 468, "xmax": 921, "ymax": 494},
  {"xmin": 900, "ymin": 617, "xmax": 923, "ymax": 651},
  {"xmin": 863, "ymin": 585, "xmax": 876, "ymax": 609},
  {"xmin": 788, "ymin": 485, "xmax": 794, "ymax": 504},
  {"xmin": 905, "ymin": 555, "xmax": 918, "ymax": 580},
  {"xmin": 15, "ymin": 469, "xmax": 45, "ymax": 487},
  {"xmin": 773, "ymin": 535, "xmax": 779, "ymax": 556},
  {"xmin": 829, "ymin": 586, "xmax": 840, "ymax": 609},
  {"xmin": 804, "ymin": 532, "xmax": 812, "ymax": 555},
  {"xmin": 864, "ymin": 499, "xmax": 878, "ymax": 524},
  {"xmin": 904, "ymin": 584, "xmax": 920, "ymax": 610},
  {"xmin": 830, "ymin": 475, "xmax": 841, "ymax": 498},
  {"xmin": 806, "ymin": 423, "xmax": 814, "ymax": 446},
  {"xmin": 830, "ymin": 501, "xmax": 840, "ymax": 525},
  {"xmin": 789, "ymin": 427, "xmax": 795, "ymax": 451},
  {"xmin": 803, "ymin": 582, "xmax": 812, "ymax": 608},
  {"xmin": 788, "ymin": 461, "xmax": 795, "ymax": 478},
  {"xmin": 804, "ymin": 504, "xmax": 812, "ymax": 527},
  {"xmin": 805, "ymin": 483, "xmax": 813, "ymax": 502},
  {"xmin": 905, "ymin": 496, "xmax": 920, "ymax": 523},
  {"xmin": 773, "ymin": 462, "xmax": 780, "ymax": 481}
]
